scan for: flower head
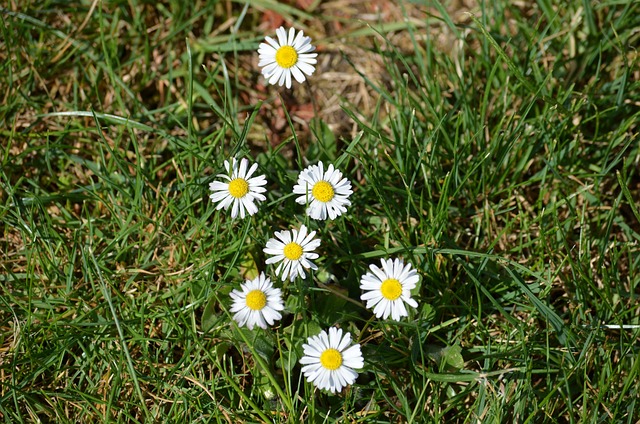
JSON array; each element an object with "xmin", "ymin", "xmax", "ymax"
[
  {"xmin": 263, "ymin": 224, "xmax": 320, "ymax": 281},
  {"xmin": 293, "ymin": 161, "xmax": 353, "ymax": 220},
  {"xmin": 229, "ymin": 272, "xmax": 284, "ymax": 330},
  {"xmin": 209, "ymin": 157, "xmax": 267, "ymax": 219},
  {"xmin": 360, "ymin": 258, "xmax": 419, "ymax": 321},
  {"xmin": 299, "ymin": 327, "xmax": 364, "ymax": 393},
  {"xmin": 258, "ymin": 26, "xmax": 318, "ymax": 89}
]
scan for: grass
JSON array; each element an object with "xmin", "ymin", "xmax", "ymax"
[{"xmin": 1, "ymin": 0, "xmax": 640, "ymax": 422}]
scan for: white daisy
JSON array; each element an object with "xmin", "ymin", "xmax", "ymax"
[
  {"xmin": 263, "ymin": 224, "xmax": 320, "ymax": 281},
  {"xmin": 360, "ymin": 258, "xmax": 419, "ymax": 321},
  {"xmin": 209, "ymin": 157, "xmax": 267, "ymax": 219},
  {"xmin": 292, "ymin": 161, "xmax": 353, "ymax": 220},
  {"xmin": 258, "ymin": 26, "xmax": 318, "ymax": 89},
  {"xmin": 299, "ymin": 327, "xmax": 364, "ymax": 393},
  {"xmin": 229, "ymin": 272, "xmax": 284, "ymax": 330}
]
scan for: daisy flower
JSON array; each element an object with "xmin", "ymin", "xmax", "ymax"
[
  {"xmin": 360, "ymin": 258, "xmax": 419, "ymax": 321},
  {"xmin": 263, "ymin": 225, "xmax": 320, "ymax": 281},
  {"xmin": 229, "ymin": 272, "xmax": 284, "ymax": 330},
  {"xmin": 258, "ymin": 26, "xmax": 318, "ymax": 89},
  {"xmin": 209, "ymin": 157, "xmax": 267, "ymax": 219},
  {"xmin": 293, "ymin": 161, "xmax": 353, "ymax": 220},
  {"xmin": 299, "ymin": 327, "xmax": 364, "ymax": 393}
]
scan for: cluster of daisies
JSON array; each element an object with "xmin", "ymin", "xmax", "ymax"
[{"xmin": 208, "ymin": 27, "xmax": 420, "ymax": 394}]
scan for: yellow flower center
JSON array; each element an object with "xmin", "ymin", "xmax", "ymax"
[
  {"xmin": 312, "ymin": 181, "xmax": 335, "ymax": 203},
  {"xmin": 245, "ymin": 290, "xmax": 267, "ymax": 310},
  {"xmin": 275, "ymin": 46, "xmax": 298, "ymax": 69},
  {"xmin": 283, "ymin": 242, "xmax": 303, "ymax": 260},
  {"xmin": 319, "ymin": 348, "xmax": 343, "ymax": 370},
  {"xmin": 228, "ymin": 178, "xmax": 249, "ymax": 198},
  {"xmin": 380, "ymin": 278, "xmax": 402, "ymax": 300}
]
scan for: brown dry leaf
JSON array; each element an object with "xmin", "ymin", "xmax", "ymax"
[
  {"xmin": 261, "ymin": 9, "xmax": 285, "ymax": 30},
  {"xmin": 291, "ymin": 103, "xmax": 314, "ymax": 123},
  {"xmin": 295, "ymin": 0, "xmax": 315, "ymax": 11}
]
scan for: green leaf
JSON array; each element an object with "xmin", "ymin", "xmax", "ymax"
[
  {"xmin": 316, "ymin": 288, "xmax": 348, "ymax": 322},
  {"xmin": 285, "ymin": 294, "xmax": 299, "ymax": 312},
  {"xmin": 420, "ymin": 303, "xmax": 435, "ymax": 323},
  {"xmin": 442, "ymin": 345, "xmax": 464, "ymax": 370},
  {"xmin": 307, "ymin": 118, "xmax": 337, "ymax": 163},
  {"xmin": 239, "ymin": 251, "xmax": 259, "ymax": 280},
  {"xmin": 276, "ymin": 348, "xmax": 298, "ymax": 373},
  {"xmin": 252, "ymin": 332, "xmax": 275, "ymax": 364},
  {"xmin": 211, "ymin": 341, "xmax": 230, "ymax": 360},
  {"xmin": 201, "ymin": 297, "xmax": 218, "ymax": 333},
  {"xmin": 425, "ymin": 344, "xmax": 464, "ymax": 370},
  {"xmin": 617, "ymin": 170, "xmax": 640, "ymax": 225}
]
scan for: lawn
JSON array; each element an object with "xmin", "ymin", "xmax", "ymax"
[{"xmin": 1, "ymin": 0, "xmax": 639, "ymax": 422}]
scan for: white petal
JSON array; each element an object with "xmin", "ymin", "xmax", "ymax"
[
  {"xmin": 284, "ymin": 70, "xmax": 292, "ymax": 89},
  {"xmin": 287, "ymin": 27, "xmax": 296, "ymax": 45},
  {"xmin": 291, "ymin": 66, "xmax": 306, "ymax": 83},
  {"xmin": 297, "ymin": 61, "xmax": 317, "ymax": 76},
  {"xmin": 264, "ymin": 36, "xmax": 280, "ymax": 50},
  {"xmin": 370, "ymin": 266, "xmax": 388, "ymax": 283},
  {"xmin": 276, "ymin": 27, "xmax": 287, "ymax": 46},
  {"xmin": 291, "ymin": 30, "xmax": 305, "ymax": 48}
]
